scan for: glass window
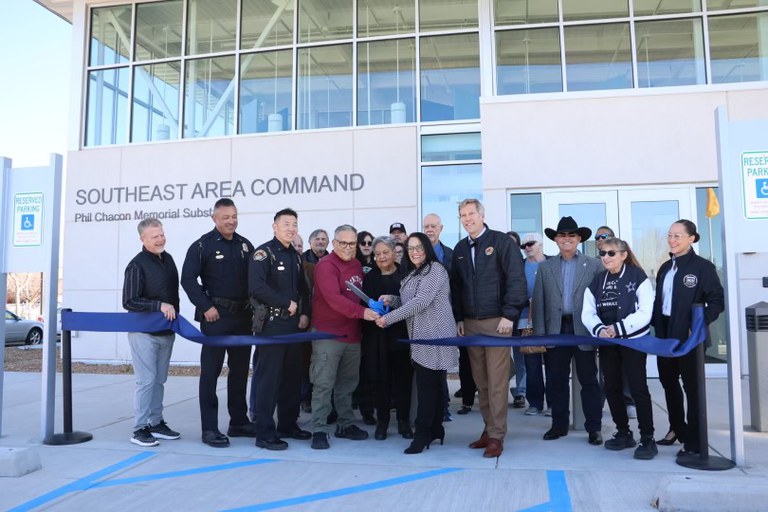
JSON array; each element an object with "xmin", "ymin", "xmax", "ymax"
[
  {"xmin": 421, "ymin": 164, "xmax": 482, "ymax": 244},
  {"xmin": 496, "ymin": 28, "xmax": 562, "ymax": 95},
  {"xmin": 562, "ymin": 0, "xmax": 628, "ymax": 21},
  {"xmin": 183, "ymin": 56, "xmax": 236, "ymax": 138},
  {"xmin": 420, "ymin": 33, "xmax": 481, "ymax": 122},
  {"xmin": 494, "ymin": 0, "xmax": 558, "ymax": 26},
  {"xmin": 421, "ymin": 133, "xmax": 481, "ymax": 161},
  {"xmin": 358, "ymin": 39, "xmax": 417, "ymax": 125},
  {"xmin": 358, "ymin": 0, "xmax": 415, "ymax": 37},
  {"xmin": 85, "ymin": 68, "xmax": 130, "ymax": 146},
  {"xmin": 707, "ymin": 0, "xmax": 764, "ymax": 10},
  {"xmin": 135, "ymin": 1, "xmax": 183, "ymax": 61},
  {"xmin": 186, "ymin": 0, "xmax": 237, "ymax": 55},
  {"xmin": 298, "ymin": 0, "xmax": 353, "ymax": 43},
  {"xmin": 239, "ymin": 50, "xmax": 293, "ymax": 134},
  {"xmin": 633, "ymin": 0, "xmax": 700, "ymax": 16},
  {"xmin": 89, "ymin": 5, "xmax": 132, "ymax": 66},
  {"xmin": 636, "ymin": 18, "xmax": 705, "ymax": 88},
  {"xmin": 565, "ymin": 23, "xmax": 633, "ymax": 91},
  {"xmin": 709, "ymin": 13, "xmax": 768, "ymax": 84},
  {"xmin": 241, "ymin": 0, "xmax": 294, "ymax": 49},
  {"xmin": 132, "ymin": 62, "xmax": 181, "ymax": 142},
  {"xmin": 297, "ymin": 44, "xmax": 354, "ymax": 129},
  {"xmin": 510, "ymin": 193, "xmax": 542, "ymax": 237},
  {"xmin": 420, "ymin": 0, "xmax": 478, "ymax": 32}
]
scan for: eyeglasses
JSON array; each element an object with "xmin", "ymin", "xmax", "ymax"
[
  {"xmin": 594, "ymin": 234, "xmax": 613, "ymax": 241},
  {"xmin": 520, "ymin": 241, "xmax": 537, "ymax": 249},
  {"xmin": 407, "ymin": 245, "xmax": 425, "ymax": 253},
  {"xmin": 599, "ymin": 250, "xmax": 625, "ymax": 257},
  {"xmin": 360, "ymin": 240, "xmax": 372, "ymax": 246},
  {"xmin": 667, "ymin": 233, "xmax": 690, "ymax": 240},
  {"xmin": 335, "ymin": 240, "xmax": 357, "ymax": 249},
  {"xmin": 556, "ymin": 232, "xmax": 578, "ymax": 238}
]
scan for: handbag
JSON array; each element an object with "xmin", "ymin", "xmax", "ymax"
[{"xmin": 519, "ymin": 301, "xmax": 546, "ymax": 354}]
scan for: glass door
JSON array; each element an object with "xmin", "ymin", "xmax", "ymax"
[{"xmin": 542, "ymin": 190, "xmax": 619, "ymax": 257}]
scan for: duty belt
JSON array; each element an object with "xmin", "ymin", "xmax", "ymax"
[
  {"xmin": 210, "ymin": 296, "xmax": 249, "ymax": 313},
  {"xmin": 268, "ymin": 306, "xmax": 291, "ymax": 321}
]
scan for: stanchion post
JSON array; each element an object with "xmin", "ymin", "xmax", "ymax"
[
  {"xmin": 44, "ymin": 309, "xmax": 93, "ymax": 446},
  {"xmin": 676, "ymin": 340, "xmax": 735, "ymax": 470}
]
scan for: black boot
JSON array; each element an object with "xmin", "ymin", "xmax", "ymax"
[
  {"xmin": 374, "ymin": 421, "xmax": 388, "ymax": 441},
  {"xmin": 398, "ymin": 420, "xmax": 414, "ymax": 439}
]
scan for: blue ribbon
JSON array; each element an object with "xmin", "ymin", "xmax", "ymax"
[
  {"xmin": 61, "ymin": 311, "xmax": 336, "ymax": 347},
  {"xmin": 403, "ymin": 306, "xmax": 707, "ymax": 358}
]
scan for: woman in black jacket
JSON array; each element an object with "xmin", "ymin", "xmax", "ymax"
[{"xmin": 653, "ymin": 219, "xmax": 724, "ymax": 456}]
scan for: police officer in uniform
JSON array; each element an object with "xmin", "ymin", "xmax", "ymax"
[
  {"xmin": 249, "ymin": 208, "xmax": 311, "ymax": 450},
  {"xmin": 181, "ymin": 198, "xmax": 257, "ymax": 447}
]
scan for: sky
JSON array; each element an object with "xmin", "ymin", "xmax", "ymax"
[{"xmin": 0, "ymin": 0, "xmax": 71, "ymax": 167}]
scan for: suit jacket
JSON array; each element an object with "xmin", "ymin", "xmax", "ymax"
[
  {"xmin": 532, "ymin": 252, "xmax": 602, "ymax": 350},
  {"xmin": 437, "ymin": 241, "xmax": 453, "ymax": 274}
]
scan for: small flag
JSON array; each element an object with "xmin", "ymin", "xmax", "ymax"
[{"xmin": 706, "ymin": 188, "xmax": 720, "ymax": 218}]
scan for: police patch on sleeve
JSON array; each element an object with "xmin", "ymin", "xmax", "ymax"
[
  {"xmin": 242, "ymin": 243, "xmax": 249, "ymax": 253},
  {"xmin": 253, "ymin": 249, "xmax": 268, "ymax": 261}
]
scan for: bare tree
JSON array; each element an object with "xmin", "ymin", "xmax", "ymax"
[{"xmin": 6, "ymin": 272, "xmax": 43, "ymax": 318}]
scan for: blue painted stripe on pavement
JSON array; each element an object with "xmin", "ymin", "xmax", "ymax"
[
  {"xmin": 223, "ymin": 467, "xmax": 463, "ymax": 512},
  {"xmin": 8, "ymin": 452, "xmax": 156, "ymax": 512},
  {"xmin": 517, "ymin": 470, "xmax": 572, "ymax": 512},
  {"xmin": 89, "ymin": 458, "xmax": 280, "ymax": 489}
]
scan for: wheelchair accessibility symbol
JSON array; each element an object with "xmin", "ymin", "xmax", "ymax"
[
  {"xmin": 757, "ymin": 179, "xmax": 768, "ymax": 199},
  {"xmin": 21, "ymin": 214, "xmax": 35, "ymax": 230}
]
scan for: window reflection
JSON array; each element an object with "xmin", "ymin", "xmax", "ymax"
[
  {"xmin": 510, "ymin": 193, "xmax": 543, "ymax": 238},
  {"xmin": 135, "ymin": 1, "xmax": 183, "ymax": 61},
  {"xmin": 299, "ymin": 0, "xmax": 353, "ymax": 43},
  {"xmin": 562, "ymin": 0, "xmax": 628, "ymax": 21},
  {"xmin": 239, "ymin": 50, "xmax": 293, "ymax": 134},
  {"xmin": 636, "ymin": 18, "xmax": 705, "ymax": 88},
  {"xmin": 183, "ymin": 56, "xmax": 236, "ymax": 138},
  {"xmin": 420, "ymin": 0, "xmax": 478, "ymax": 32},
  {"xmin": 633, "ymin": 0, "xmax": 700, "ymax": 16},
  {"xmin": 709, "ymin": 13, "xmax": 768, "ymax": 84},
  {"xmin": 132, "ymin": 62, "xmax": 181, "ymax": 142},
  {"xmin": 241, "ymin": 0, "xmax": 294, "ymax": 49},
  {"xmin": 420, "ymin": 33, "xmax": 481, "ymax": 121},
  {"xmin": 186, "ymin": 0, "xmax": 237, "ymax": 55},
  {"xmin": 495, "ymin": 0, "xmax": 558, "ymax": 25},
  {"xmin": 497, "ymin": 28, "xmax": 562, "ymax": 94},
  {"xmin": 422, "ymin": 164, "xmax": 482, "ymax": 244},
  {"xmin": 86, "ymin": 68, "xmax": 130, "ymax": 146},
  {"xmin": 358, "ymin": 0, "xmax": 415, "ymax": 37},
  {"xmin": 90, "ymin": 5, "xmax": 132, "ymax": 66},
  {"xmin": 421, "ymin": 133, "xmax": 481, "ymax": 161},
  {"xmin": 565, "ymin": 23, "xmax": 633, "ymax": 91},
  {"xmin": 358, "ymin": 39, "xmax": 417, "ymax": 125},
  {"xmin": 297, "ymin": 45, "xmax": 353, "ymax": 129}
]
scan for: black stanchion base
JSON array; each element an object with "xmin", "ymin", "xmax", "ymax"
[
  {"xmin": 676, "ymin": 453, "xmax": 736, "ymax": 471},
  {"xmin": 44, "ymin": 431, "xmax": 93, "ymax": 446}
]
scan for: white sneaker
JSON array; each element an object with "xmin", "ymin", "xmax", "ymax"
[
  {"xmin": 544, "ymin": 407, "xmax": 552, "ymax": 417},
  {"xmin": 524, "ymin": 406, "xmax": 543, "ymax": 416},
  {"xmin": 626, "ymin": 405, "xmax": 637, "ymax": 419}
]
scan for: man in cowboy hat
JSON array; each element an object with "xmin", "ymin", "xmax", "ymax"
[{"xmin": 532, "ymin": 216, "xmax": 604, "ymax": 445}]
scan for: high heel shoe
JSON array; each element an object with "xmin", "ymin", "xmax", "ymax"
[
  {"xmin": 404, "ymin": 438, "xmax": 431, "ymax": 454},
  {"xmin": 431, "ymin": 435, "xmax": 444, "ymax": 446},
  {"xmin": 656, "ymin": 430, "xmax": 678, "ymax": 446}
]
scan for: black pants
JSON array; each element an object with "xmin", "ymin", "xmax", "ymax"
[
  {"xmin": 373, "ymin": 350, "xmax": 413, "ymax": 425},
  {"xmin": 199, "ymin": 313, "xmax": 252, "ymax": 432},
  {"xmin": 525, "ymin": 352, "xmax": 549, "ymax": 410},
  {"xmin": 251, "ymin": 318, "xmax": 303, "ymax": 440},
  {"xmin": 458, "ymin": 347, "xmax": 476, "ymax": 407},
  {"xmin": 600, "ymin": 345, "xmax": 654, "ymax": 437},
  {"xmin": 413, "ymin": 362, "xmax": 446, "ymax": 442},
  {"xmin": 657, "ymin": 350, "xmax": 700, "ymax": 451}
]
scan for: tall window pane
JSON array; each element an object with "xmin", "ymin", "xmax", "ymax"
[
  {"xmin": 186, "ymin": 0, "xmax": 237, "ymax": 55},
  {"xmin": 565, "ymin": 23, "xmax": 633, "ymax": 91},
  {"xmin": 358, "ymin": 0, "xmax": 415, "ymax": 37},
  {"xmin": 135, "ymin": 1, "xmax": 183, "ymax": 61},
  {"xmin": 242, "ymin": 0, "xmax": 294, "ymax": 49},
  {"xmin": 636, "ymin": 19, "xmax": 705, "ymax": 88},
  {"xmin": 709, "ymin": 13, "xmax": 768, "ymax": 84},
  {"xmin": 420, "ymin": 0, "xmax": 478, "ymax": 32},
  {"xmin": 299, "ymin": 0, "xmax": 353, "ymax": 43},
  {"xmin": 358, "ymin": 39, "xmax": 416, "ymax": 125},
  {"xmin": 297, "ymin": 44, "xmax": 353, "ymax": 129},
  {"xmin": 510, "ymin": 193, "xmax": 542, "ymax": 238},
  {"xmin": 239, "ymin": 50, "xmax": 293, "ymax": 134},
  {"xmin": 562, "ymin": 0, "xmax": 628, "ymax": 21},
  {"xmin": 132, "ymin": 62, "xmax": 181, "ymax": 143},
  {"xmin": 86, "ymin": 68, "xmax": 129, "ymax": 146},
  {"xmin": 421, "ymin": 164, "xmax": 482, "ymax": 244},
  {"xmin": 89, "ymin": 5, "xmax": 132, "ymax": 66},
  {"xmin": 497, "ymin": 28, "xmax": 562, "ymax": 94},
  {"xmin": 707, "ymin": 0, "xmax": 764, "ymax": 10},
  {"xmin": 183, "ymin": 56, "xmax": 236, "ymax": 138},
  {"xmin": 494, "ymin": 0, "xmax": 558, "ymax": 26},
  {"xmin": 420, "ymin": 33, "xmax": 481, "ymax": 122},
  {"xmin": 633, "ymin": 0, "xmax": 700, "ymax": 16}
]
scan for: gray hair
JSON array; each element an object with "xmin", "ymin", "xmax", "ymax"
[
  {"xmin": 137, "ymin": 217, "xmax": 162, "ymax": 235},
  {"xmin": 458, "ymin": 198, "xmax": 484, "ymax": 216},
  {"xmin": 309, "ymin": 228, "xmax": 328, "ymax": 240},
  {"xmin": 334, "ymin": 224, "xmax": 357, "ymax": 238},
  {"xmin": 371, "ymin": 235, "xmax": 395, "ymax": 251},
  {"xmin": 521, "ymin": 232, "xmax": 543, "ymax": 244}
]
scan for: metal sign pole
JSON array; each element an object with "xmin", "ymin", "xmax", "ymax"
[{"xmin": 0, "ymin": 157, "xmax": 11, "ymax": 438}]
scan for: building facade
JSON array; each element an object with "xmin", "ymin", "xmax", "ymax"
[{"xmin": 47, "ymin": 0, "xmax": 768, "ymax": 364}]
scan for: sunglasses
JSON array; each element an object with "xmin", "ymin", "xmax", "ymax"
[
  {"xmin": 594, "ymin": 234, "xmax": 613, "ymax": 241},
  {"xmin": 599, "ymin": 250, "xmax": 625, "ymax": 257},
  {"xmin": 360, "ymin": 240, "xmax": 372, "ymax": 246},
  {"xmin": 520, "ymin": 241, "xmax": 537, "ymax": 249}
]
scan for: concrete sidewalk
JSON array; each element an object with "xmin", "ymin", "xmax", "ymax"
[{"xmin": 0, "ymin": 370, "xmax": 766, "ymax": 512}]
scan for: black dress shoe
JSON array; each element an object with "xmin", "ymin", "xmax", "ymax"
[
  {"xmin": 227, "ymin": 423, "xmax": 258, "ymax": 438},
  {"xmin": 256, "ymin": 437, "xmax": 289, "ymax": 450},
  {"xmin": 361, "ymin": 412, "xmax": 377, "ymax": 426},
  {"xmin": 397, "ymin": 420, "xmax": 413, "ymax": 439},
  {"xmin": 202, "ymin": 430, "xmax": 230, "ymax": 447},
  {"xmin": 276, "ymin": 427, "xmax": 312, "ymax": 440},
  {"xmin": 588, "ymin": 431, "xmax": 603, "ymax": 445},
  {"xmin": 374, "ymin": 426, "xmax": 387, "ymax": 440},
  {"xmin": 543, "ymin": 427, "xmax": 568, "ymax": 440},
  {"xmin": 457, "ymin": 405, "xmax": 472, "ymax": 415},
  {"xmin": 657, "ymin": 430, "xmax": 679, "ymax": 446}
]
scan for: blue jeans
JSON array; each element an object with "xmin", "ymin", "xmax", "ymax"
[
  {"xmin": 511, "ymin": 346, "xmax": 527, "ymax": 396},
  {"xmin": 128, "ymin": 332, "xmax": 174, "ymax": 430}
]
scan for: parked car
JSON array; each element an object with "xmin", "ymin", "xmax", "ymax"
[
  {"xmin": 4, "ymin": 310, "xmax": 44, "ymax": 345},
  {"xmin": 37, "ymin": 306, "xmax": 62, "ymax": 340}
]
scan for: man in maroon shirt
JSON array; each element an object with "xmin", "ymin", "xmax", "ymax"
[{"xmin": 309, "ymin": 224, "xmax": 381, "ymax": 449}]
